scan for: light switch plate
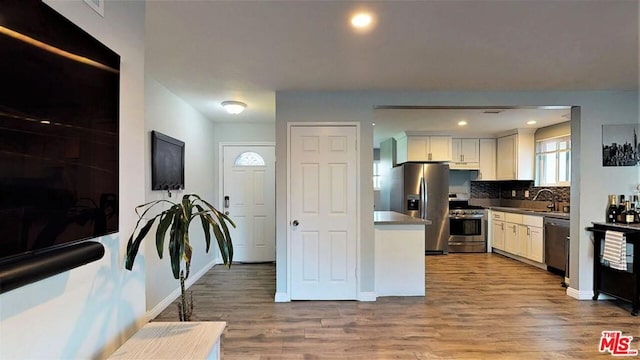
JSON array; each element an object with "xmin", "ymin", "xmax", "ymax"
[
  {"xmin": 511, "ymin": 190, "xmax": 516, "ymax": 197},
  {"xmin": 524, "ymin": 190, "xmax": 530, "ymax": 198}
]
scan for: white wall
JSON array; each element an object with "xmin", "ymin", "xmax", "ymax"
[
  {"xmin": 274, "ymin": 90, "xmax": 639, "ymax": 300},
  {"xmin": 449, "ymin": 170, "xmax": 475, "ymax": 195},
  {"xmin": 143, "ymin": 79, "xmax": 220, "ymax": 314},
  {"xmin": 0, "ymin": 1, "xmax": 147, "ymax": 359}
]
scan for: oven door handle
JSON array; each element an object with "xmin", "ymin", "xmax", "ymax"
[{"xmin": 449, "ymin": 215, "xmax": 485, "ymax": 220}]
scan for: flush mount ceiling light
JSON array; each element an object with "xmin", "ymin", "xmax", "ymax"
[
  {"xmin": 527, "ymin": 120, "xmax": 537, "ymax": 125},
  {"xmin": 350, "ymin": 11, "xmax": 376, "ymax": 32},
  {"xmin": 351, "ymin": 13, "xmax": 372, "ymax": 28},
  {"xmin": 457, "ymin": 120, "xmax": 468, "ymax": 126},
  {"xmin": 221, "ymin": 101, "xmax": 246, "ymax": 115}
]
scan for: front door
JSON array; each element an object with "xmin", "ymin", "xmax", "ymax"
[
  {"xmin": 289, "ymin": 125, "xmax": 358, "ymax": 300},
  {"xmin": 222, "ymin": 144, "xmax": 275, "ymax": 262}
]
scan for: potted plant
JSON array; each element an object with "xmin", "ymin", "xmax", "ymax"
[{"xmin": 125, "ymin": 193, "xmax": 234, "ymax": 321}]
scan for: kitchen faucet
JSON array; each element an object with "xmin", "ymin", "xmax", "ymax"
[{"xmin": 532, "ymin": 188, "xmax": 556, "ymax": 211}]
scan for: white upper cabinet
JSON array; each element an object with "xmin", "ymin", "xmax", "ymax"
[
  {"xmin": 478, "ymin": 138, "xmax": 496, "ymax": 180},
  {"xmin": 450, "ymin": 138, "xmax": 480, "ymax": 169},
  {"xmin": 396, "ymin": 133, "xmax": 452, "ymax": 163},
  {"xmin": 496, "ymin": 130, "xmax": 535, "ymax": 180}
]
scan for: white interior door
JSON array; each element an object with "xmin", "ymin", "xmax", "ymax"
[
  {"xmin": 289, "ymin": 125, "xmax": 358, "ymax": 300},
  {"xmin": 222, "ymin": 145, "xmax": 275, "ymax": 262}
]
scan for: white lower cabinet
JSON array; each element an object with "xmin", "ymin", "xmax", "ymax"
[
  {"xmin": 490, "ymin": 211, "xmax": 505, "ymax": 251},
  {"xmin": 491, "ymin": 219, "xmax": 505, "ymax": 250},
  {"xmin": 489, "ymin": 210, "xmax": 545, "ymax": 266},
  {"xmin": 504, "ymin": 222, "xmax": 518, "ymax": 254},
  {"xmin": 528, "ymin": 226, "xmax": 544, "ymax": 263}
]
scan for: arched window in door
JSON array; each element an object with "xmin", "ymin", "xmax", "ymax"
[{"xmin": 234, "ymin": 151, "xmax": 266, "ymax": 166}]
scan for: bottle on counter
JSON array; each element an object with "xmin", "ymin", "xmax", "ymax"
[
  {"xmin": 623, "ymin": 201, "xmax": 634, "ymax": 224},
  {"xmin": 632, "ymin": 203, "xmax": 640, "ymax": 224},
  {"xmin": 607, "ymin": 194, "xmax": 618, "ymax": 223},
  {"xmin": 616, "ymin": 195, "xmax": 626, "ymax": 223}
]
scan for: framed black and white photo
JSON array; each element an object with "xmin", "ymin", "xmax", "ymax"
[{"xmin": 602, "ymin": 124, "xmax": 639, "ymax": 167}]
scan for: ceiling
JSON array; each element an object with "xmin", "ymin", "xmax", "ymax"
[
  {"xmin": 373, "ymin": 106, "xmax": 570, "ymax": 145},
  {"xmin": 145, "ymin": 1, "xmax": 638, "ymax": 141}
]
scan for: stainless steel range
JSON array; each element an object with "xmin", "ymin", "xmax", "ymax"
[{"xmin": 448, "ymin": 196, "xmax": 487, "ymax": 253}]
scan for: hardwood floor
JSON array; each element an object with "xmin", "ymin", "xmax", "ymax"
[{"xmin": 153, "ymin": 253, "xmax": 639, "ymax": 359}]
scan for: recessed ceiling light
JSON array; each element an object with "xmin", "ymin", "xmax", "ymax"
[
  {"xmin": 527, "ymin": 120, "xmax": 537, "ymax": 125},
  {"xmin": 221, "ymin": 101, "xmax": 247, "ymax": 115},
  {"xmin": 40, "ymin": 120, "xmax": 50, "ymax": 125},
  {"xmin": 372, "ymin": 122, "xmax": 376, "ymax": 126},
  {"xmin": 458, "ymin": 120, "xmax": 467, "ymax": 126},
  {"xmin": 351, "ymin": 13, "xmax": 372, "ymax": 28}
]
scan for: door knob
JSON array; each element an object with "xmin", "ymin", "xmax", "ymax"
[{"xmin": 292, "ymin": 220, "xmax": 299, "ymax": 226}]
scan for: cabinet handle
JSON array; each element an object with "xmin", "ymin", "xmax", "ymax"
[
  {"xmin": 501, "ymin": 223, "xmax": 504, "ymax": 230},
  {"xmin": 527, "ymin": 227, "xmax": 530, "ymax": 235},
  {"xmin": 461, "ymin": 154, "xmax": 465, "ymax": 161},
  {"xmin": 428, "ymin": 153, "xmax": 432, "ymax": 161}
]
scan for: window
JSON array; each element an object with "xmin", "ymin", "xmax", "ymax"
[
  {"xmin": 373, "ymin": 160, "xmax": 381, "ymax": 190},
  {"xmin": 234, "ymin": 151, "xmax": 265, "ymax": 166},
  {"xmin": 535, "ymin": 135, "xmax": 570, "ymax": 186}
]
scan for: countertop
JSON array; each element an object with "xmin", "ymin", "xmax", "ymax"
[
  {"xmin": 374, "ymin": 211, "xmax": 432, "ymax": 225},
  {"xmin": 591, "ymin": 221, "xmax": 640, "ymax": 232},
  {"xmin": 488, "ymin": 206, "xmax": 570, "ymax": 220}
]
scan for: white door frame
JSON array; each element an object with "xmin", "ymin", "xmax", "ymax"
[
  {"xmin": 285, "ymin": 122, "xmax": 361, "ymax": 301},
  {"xmin": 218, "ymin": 142, "xmax": 276, "ymax": 263}
]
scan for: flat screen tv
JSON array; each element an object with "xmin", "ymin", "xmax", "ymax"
[
  {"xmin": 0, "ymin": 1, "xmax": 120, "ymax": 264},
  {"xmin": 151, "ymin": 131, "xmax": 185, "ymax": 191}
]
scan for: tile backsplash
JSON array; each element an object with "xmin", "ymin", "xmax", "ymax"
[{"xmin": 470, "ymin": 180, "xmax": 570, "ymax": 205}]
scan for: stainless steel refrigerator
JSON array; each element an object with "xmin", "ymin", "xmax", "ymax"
[{"xmin": 389, "ymin": 163, "xmax": 449, "ymax": 254}]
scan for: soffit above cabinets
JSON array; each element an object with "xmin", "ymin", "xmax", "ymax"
[{"xmin": 373, "ymin": 107, "xmax": 570, "ymax": 148}]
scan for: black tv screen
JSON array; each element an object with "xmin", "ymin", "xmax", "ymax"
[
  {"xmin": 151, "ymin": 131, "xmax": 185, "ymax": 191},
  {"xmin": 0, "ymin": 1, "xmax": 120, "ymax": 262}
]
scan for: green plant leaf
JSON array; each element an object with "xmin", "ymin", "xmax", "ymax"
[
  {"xmin": 184, "ymin": 238, "xmax": 192, "ymax": 279},
  {"xmin": 213, "ymin": 210, "xmax": 234, "ymax": 266},
  {"xmin": 168, "ymin": 211, "xmax": 184, "ymax": 279},
  {"xmin": 125, "ymin": 217, "xmax": 157, "ymax": 270},
  {"xmin": 199, "ymin": 197, "xmax": 237, "ymax": 228},
  {"xmin": 155, "ymin": 208, "xmax": 177, "ymax": 258},
  {"xmin": 125, "ymin": 193, "xmax": 235, "ymax": 287},
  {"xmin": 195, "ymin": 204, "xmax": 211, "ymax": 253},
  {"xmin": 204, "ymin": 213, "xmax": 232, "ymax": 267},
  {"xmin": 182, "ymin": 194, "xmax": 192, "ymax": 220}
]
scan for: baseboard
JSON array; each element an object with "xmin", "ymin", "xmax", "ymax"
[
  {"xmin": 274, "ymin": 292, "xmax": 290, "ymax": 302},
  {"xmin": 565, "ymin": 287, "xmax": 615, "ymax": 300},
  {"xmin": 358, "ymin": 292, "xmax": 377, "ymax": 302},
  {"xmin": 146, "ymin": 259, "xmax": 217, "ymax": 319},
  {"xmin": 566, "ymin": 287, "xmax": 591, "ymax": 300}
]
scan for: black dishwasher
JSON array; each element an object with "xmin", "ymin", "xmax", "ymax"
[{"xmin": 544, "ymin": 217, "xmax": 570, "ymax": 274}]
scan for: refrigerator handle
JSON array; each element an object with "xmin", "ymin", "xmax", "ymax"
[{"xmin": 420, "ymin": 177, "xmax": 427, "ymax": 219}]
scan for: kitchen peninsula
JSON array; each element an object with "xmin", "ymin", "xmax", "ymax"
[{"xmin": 374, "ymin": 211, "xmax": 431, "ymax": 297}]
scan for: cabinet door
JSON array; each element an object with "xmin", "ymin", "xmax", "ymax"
[
  {"xmin": 491, "ymin": 219, "xmax": 505, "ymax": 251},
  {"xmin": 452, "ymin": 138, "xmax": 462, "ymax": 161},
  {"xmin": 504, "ymin": 222, "xmax": 518, "ymax": 254},
  {"xmin": 429, "ymin": 136, "xmax": 452, "ymax": 161},
  {"xmin": 407, "ymin": 137, "xmax": 429, "ymax": 161},
  {"xmin": 528, "ymin": 226, "xmax": 544, "ymax": 263},
  {"xmin": 496, "ymin": 135, "xmax": 516, "ymax": 180},
  {"xmin": 517, "ymin": 224, "xmax": 529, "ymax": 257},
  {"xmin": 460, "ymin": 139, "xmax": 479, "ymax": 163},
  {"xmin": 479, "ymin": 139, "xmax": 496, "ymax": 180},
  {"xmin": 451, "ymin": 138, "xmax": 480, "ymax": 169}
]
